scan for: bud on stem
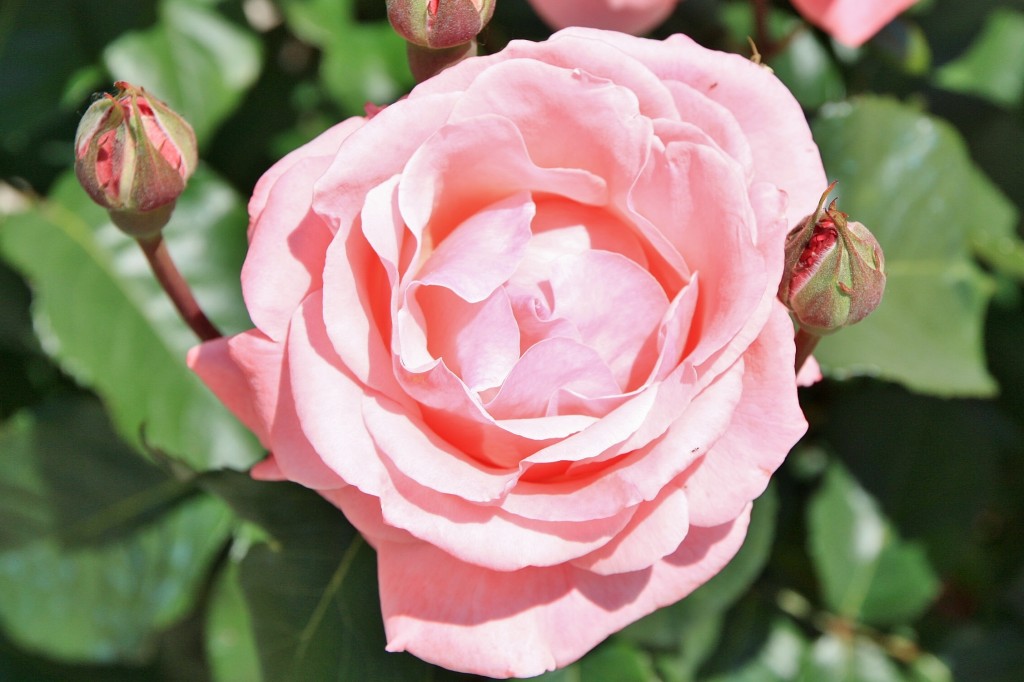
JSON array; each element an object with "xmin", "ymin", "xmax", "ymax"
[
  {"xmin": 387, "ymin": 0, "xmax": 495, "ymax": 81},
  {"xmin": 779, "ymin": 183, "xmax": 886, "ymax": 337},
  {"xmin": 74, "ymin": 83, "xmax": 218, "ymax": 342},
  {"xmin": 74, "ymin": 82, "xmax": 197, "ymax": 239}
]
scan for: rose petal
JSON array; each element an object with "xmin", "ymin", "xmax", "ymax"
[
  {"xmin": 398, "ymin": 115, "xmax": 607, "ymax": 247},
  {"xmin": 250, "ymin": 455, "xmax": 286, "ymax": 481},
  {"xmin": 362, "ymin": 393, "xmax": 519, "ymax": 503},
  {"xmin": 413, "ymin": 192, "xmax": 535, "ymax": 303},
  {"xmin": 571, "ymin": 474, "xmax": 690, "ymax": 575},
  {"xmin": 313, "ymin": 92, "xmax": 462, "ymax": 235},
  {"xmin": 791, "ymin": 0, "xmax": 918, "ymax": 47},
  {"xmin": 187, "ymin": 333, "xmax": 275, "ymax": 445},
  {"xmin": 288, "ymin": 291, "xmax": 387, "ymax": 495},
  {"xmin": 378, "ymin": 467, "xmax": 637, "ymax": 571},
  {"xmin": 321, "ymin": 193, "xmax": 408, "ymax": 402},
  {"xmin": 248, "ymin": 117, "xmax": 364, "ymax": 232},
  {"xmin": 549, "ymin": 250, "xmax": 669, "ymax": 390},
  {"xmin": 497, "ymin": 356, "xmax": 742, "ymax": 524},
  {"xmin": 413, "ymin": 285, "xmax": 521, "ymax": 392},
  {"xmin": 485, "ymin": 337, "xmax": 621, "ymax": 420},
  {"xmin": 376, "ymin": 506, "xmax": 751, "ymax": 678},
  {"xmin": 449, "ymin": 59, "xmax": 651, "ymax": 204},
  {"xmin": 684, "ymin": 304, "xmax": 806, "ymax": 525},
  {"xmin": 567, "ymin": 28, "xmax": 828, "ymax": 227},
  {"xmin": 242, "ymin": 157, "xmax": 335, "ymax": 341},
  {"xmin": 528, "ymin": 0, "xmax": 677, "ymax": 36}
]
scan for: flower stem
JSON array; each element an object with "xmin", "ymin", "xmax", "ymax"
[
  {"xmin": 137, "ymin": 235, "xmax": 221, "ymax": 342},
  {"xmin": 751, "ymin": 0, "xmax": 779, "ymax": 60},
  {"xmin": 794, "ymin": 327, "xmax": 821, "ymax": 374}
]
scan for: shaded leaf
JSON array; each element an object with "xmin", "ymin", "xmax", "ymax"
[
  {"xmin": 0, "ymin": 399, "xmax": 234, "ymax": 663},
  {"xmin": 941, "ymin": 624, "xmax": 1024, "ymax": 682},
  {"xmin": 206, "ymin": 557, "xmax": 262, "ymax": 682},
  {"xmin": 818, "ymin": 381, "xmax": 1010, "ymax": 575},
  {"xmin": 799, "ymin": 634, "xmax": 904, "ymax": 682},
  {"xmin": 278, "ymin": 0, "xmax": 412, "ymax": 113},
  {"xmin": 808, "ymin": 463, "xmax": 940, "ymax": 626},
  {"xmin": 2, "ymin": 397, "xmax": 198, "ymax": 549},
  {"xmin": 812, "ymin": 96, "xmax": 1020, "ymax": 396},
  {"xmin": 935, "ymin": 8, "xmax": 1024, "ymax": 109},
  {"xmin": 102, "ymin": 0, "xmax": 263, "ymax": 144},
  {"xmin": 0, "ymin": 170, "xmax": 260, "ymax": 470},
  {"xmin": 703, "ymin": 615, "xmax": 808, "ymax": 682},
  {"xmin": 204, "ymin": 474, "xmax": 441, "ymax": 681},
  {"xmin": 536, "ymin": 641, "xmax": 653, "ymax": 682}
]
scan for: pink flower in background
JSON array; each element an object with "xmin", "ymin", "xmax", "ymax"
[
  {"xmin": 190, "ymin": 28, "xmax": 825, "ymax": 678},
  {"xmin": 527, "ymin": 0, "xmax": 677, "ymax": 35},
  {"xmin": 790, "ymin": 0, "xmax": 919, "ymax": 47}
]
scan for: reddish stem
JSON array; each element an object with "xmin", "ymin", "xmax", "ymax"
[
  {"xmin": 137, "ymin": 235, "xmax": 221, "ymax": 342},
  {"xmin": 751, "ymin": 0, "xmax": 780, "ymax": 60},
  {"xmin": 794, "ymin": 327, "xmax": 821, "ymax": 374}
]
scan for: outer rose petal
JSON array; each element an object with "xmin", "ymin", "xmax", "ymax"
[
  {"xmin": 527, "ymin": 0, "xmax": 678, "ymax": 35},
  {"xmin": 187, "ymin": 330, "xmax": 283, "ymax": 447},
  {"xmin": 791, "ymin": 0, "xmax": 919, "ymax": 47},
  {"xmin": 579, "ymin": 29, "xmax": 827, "ymax": 228},
  {"xmin": 684, "ymin": 303, "xmax": 807, "ymax": 526},
  {"xmin": 375, "ymin": 499, "xmax": 752, "ymax": 678}
]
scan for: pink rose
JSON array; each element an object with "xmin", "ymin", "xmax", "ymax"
[
  {"xmin": 790, "ymin": 0, "xmax": 919, "ymax": 47},
  {"xmin": 527, "ymin": 0, "xmax": 677, "ymax": 35},
  {"xmin": 190, "ymin": 28, "xmax": 825, "ymax": 678}
]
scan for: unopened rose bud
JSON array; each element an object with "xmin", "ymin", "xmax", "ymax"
[
  {"xmin": 779, "ymin": 183, "xmax": 886, "ymax": 335},
  {"xmin": 74, "ymin": 82, "xmax": 197, "ymax": 239},
  {"xmin": 387, "ymin": 0, "xmax": 495, "ymax": 49}
]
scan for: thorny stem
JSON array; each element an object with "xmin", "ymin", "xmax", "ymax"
[
  {"xmin": 794, "ymin": 327, "xmax": 820, "ymax": 374},
  {"xmin": 137, "ymin": 235, "xmax": 221, "ymax": 342}
]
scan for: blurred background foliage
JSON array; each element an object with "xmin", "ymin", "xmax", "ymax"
[{"xmin": 1, "ymin": 0, "xmax": 1023, "ymax": 680}]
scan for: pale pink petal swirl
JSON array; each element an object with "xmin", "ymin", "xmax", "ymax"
[{"xmin": 190, "ymin": 28, "xmax": 825, "ymax": 678}]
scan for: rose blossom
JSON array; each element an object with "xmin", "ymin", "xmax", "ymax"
[
  {"xmin": 790, "ymin": 0, "xmax": 919, "ymax": 47},
  {"xmin": 189, "ymin": 28, "xmax": 826, "ymax": 678},
  {"xmin": 527, "ymin": 0, "xmax": 677, "ymax": 35},
  {"xmin": 527, "ymin": 0, "xmax": 917, "ymax": 47}
]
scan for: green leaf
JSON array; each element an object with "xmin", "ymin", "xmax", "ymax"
[
  {"xmin": 536, "ymin": 641, "xmax": 653, "ymax": 682},
  {"xmin": 0, "ymin": 170, "xmax": 261, "ymax": 470},
  {"xmin": 278, "ymin": 0, "xmax": 412, "ymax": 113},
  {"xmin": 807, "ymin": 463, "xmax": 940, "ymax": 626},
  {"xmin": 102, "ymin": 0, "xmax": 263, "ymax": 144},
  {"xmin": 942, "ymin": 624, "xmax": 1024, "ymax": 682},
  {"xmin": 1, "ymin": 398, "xmax": 199, "ymax": 549},
  {"xmin": 818, "ymin": 382, "xmax": 1007, "ymax": 575},
  {"xmin": 0, "ymin": 399, "xmax": 234, "ymax": 663},
  {"xmin": 0, "ymin": 0, "xmax": 153, "ymax": 145},
  {"xmin": 702, "ymin": 616, "xmax": 808, "ymax": 682},
  {"xmin": 908, "ymin": 653, "xmax": 954, "ymax": 682},
  {"xmin": 935, "ymin": 8, "xmax": 1024, "ymax": 109},
  {"xmin": 812, "ymin": 96, "xmax": 1020, "ymax": 396},
  {"xmin": 205, "ymin": 474, "xmax": 437, "ymax": 680},
  {"xmin": 799, "ymin": 634, "xmax": 904, "ymax": 682},
  {"xmin": 206, "ymin": 557, "xmax": 263, "ymax": 682},
  {"xmin": 871, "ymin": 20, "xmax": 932, "ymax": 76}
]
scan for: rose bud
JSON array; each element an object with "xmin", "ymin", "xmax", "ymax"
[
  {"xmin": 779, "ymin": 184, "xmax": 886, "ymax": 335},
  {"xmin": 386, "ymin": 0, "xmax": 496, "ymax": 49},
  {"xmin": 74, "ymin": 81, "xmax": 197, "ymax": 239}
]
